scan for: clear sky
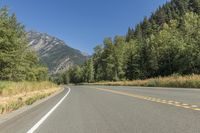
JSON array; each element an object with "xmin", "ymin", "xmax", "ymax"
[{"xmin": 1, "ymin": 0, "xmax": 169, "ymax": 54}]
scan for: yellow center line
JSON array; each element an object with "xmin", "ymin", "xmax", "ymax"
[{"xmin": 94, "ymin": 88, "xmax": 200, "ymax": 112}]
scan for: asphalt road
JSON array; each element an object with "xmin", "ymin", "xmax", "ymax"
[{"xmin": 0, "ymin": 86, "xmax": 200, "ymax": 133}]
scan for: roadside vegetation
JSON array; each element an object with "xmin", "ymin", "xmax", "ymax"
[
  {"xmin": 87, "ymin": 75, "xmax": 200, "ymax": 88},
  {"xmin": 56, "ymin": 0, "xmax": 200, "ymax": 89},
  {"xmin": 0, "ymin": 81, "xmax": 59, "ymax": 114},
  {"xmin": 0, "ymin": 81, "xmax": 58, "ymax": 96},
  {"xmin": 0, "ymin": 7, "xmax": 60, "ymax": 114}
]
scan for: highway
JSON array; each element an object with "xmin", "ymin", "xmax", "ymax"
[{"xmin": 0, "ymin": 86, "xmax": 200, "ymax": 133}]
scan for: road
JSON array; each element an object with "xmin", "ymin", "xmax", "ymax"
[{"xmin": 0, "ymin": 86, "xmax": 200, "ymax": 133}]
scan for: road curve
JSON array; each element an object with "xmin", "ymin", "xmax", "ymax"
[{"xmin": 0, "ymin": 86, "xmax": 200, "ymax": 133}]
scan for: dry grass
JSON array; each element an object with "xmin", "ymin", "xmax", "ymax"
[
  {"xmin": 0, "ymin": 81, "xmax": 58, "ymax": 96},
  {"xmin": 88, "ymin": 74, "xmax": 200, "ymax": 88},
  {"xmin": 0, "ymin": 81, "xmax": 60, "ymax": 114}
]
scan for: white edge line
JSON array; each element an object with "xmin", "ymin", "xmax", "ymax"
[{"xmin": 27, "ymin": 87, "xmax": 71, "ymax": 133}]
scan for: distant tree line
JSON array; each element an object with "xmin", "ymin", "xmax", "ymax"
[
  {"xmin": 53, "ymin": 58, "xmax": 94, "ymax": 84},
  {"xmin": 0, "ymin": 7, "xmax": 48, "ymax": 81},
  {"xmin": 57, "ymin": 0, "xmax": 200, "ymax": 84}
]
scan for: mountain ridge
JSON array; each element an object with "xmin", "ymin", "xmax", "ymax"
[{"xmin": 27, "ymin": 31, "xmax": 88, "ymax": 74}]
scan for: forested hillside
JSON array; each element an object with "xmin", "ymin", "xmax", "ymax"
[
  {"xmin": 59, "ymin": 0, "xmax": 200, "ymax": 84},
  {"xmin": 126, "ymin": 0, "xmax": 200, "ymax": 42}
]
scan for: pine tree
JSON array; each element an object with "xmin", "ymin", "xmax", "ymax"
[
  {"xmin": 0, "ymin": 7, "xmax": 48, "ymax": 81},
  {"xmin": 126, "ymin": 27, "xmax": 135, "ymax": 41},
  {"xmin": 141, "ymin": 17, "xmax": 152, "ymax": 38}
]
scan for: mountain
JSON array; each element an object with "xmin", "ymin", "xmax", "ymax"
[{"xmin": 27, "ymin": 31, "xmax": 88, "ymax": 74}]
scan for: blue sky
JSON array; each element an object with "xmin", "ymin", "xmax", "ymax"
[{"xmin": 1, "ymin": 0, "xmax": 169, "ymax": 54}]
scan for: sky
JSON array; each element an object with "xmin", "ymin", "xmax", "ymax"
[{"xmin": 1, "ymin": 0, "xmax": 169, "ymax": 54}]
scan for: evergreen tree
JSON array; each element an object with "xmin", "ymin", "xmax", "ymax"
[
  {"xmin": 0, "ymin": 7, "xmax": 48, "ymax": 81},
  {"xmin": 126, "ymin": 27, "xmax": 135, "ymax": 42},
  {"xmin": 141, "ymin": 17, "xmax": 152, "ymax": 38}
]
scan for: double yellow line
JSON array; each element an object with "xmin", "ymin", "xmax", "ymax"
[{"xmin": 94, "ymin": 88, "xmax": 200, "ymax": 112}]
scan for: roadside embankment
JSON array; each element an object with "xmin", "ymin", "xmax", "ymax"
[{"xmin": 0, "ymin": 81, "xmax": 60, "ymax": 115}]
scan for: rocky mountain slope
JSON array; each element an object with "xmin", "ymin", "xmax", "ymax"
[{"xmin": 27, "ymin": 31, "xmax": 88, "ymax": 74}]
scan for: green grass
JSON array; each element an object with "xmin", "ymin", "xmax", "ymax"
[{"xmin": 88, "ymin": 74, "xmax": 200, "ymax": 88}]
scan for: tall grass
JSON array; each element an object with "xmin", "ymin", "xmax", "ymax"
[
  {"xmin": 0, "ymin": 81, "xmax": 60, "ymax": 114},
  {"xmin": 89, "ymin": 75, "xmax": 200, "ymax": 88},
  {"xmin": 0, "ymin": 81, "xmax": 58, "ymax": 96}
]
